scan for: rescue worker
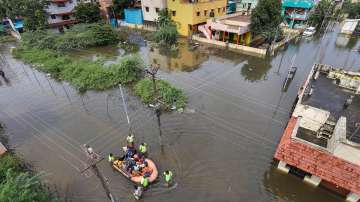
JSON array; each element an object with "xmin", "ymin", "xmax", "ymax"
[
  {"xmin": 133, "ymin": 185, "xmax": 143, "ymax": 200},
  {"xmin": 139, "ymin": 143, "xmax": 147, "ymax": 156},
  {"xmin": 140, "ymin": 176, "xmax": 149, "ymax": 189},
  {"xmin": 163, "ymin": 170, "xmax": 173, "ymax": 187},
  {"xmin": 108, "ymin": 153, "xmax": 115, "ymax": 163},
  {"xmin": 126, "ymin": 133, "xmax": 135, "ymax": 147}
]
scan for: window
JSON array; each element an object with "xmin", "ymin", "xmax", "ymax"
[
  {"xmin": 172, "ymin": 10, "xmax": 176, "ymax": 16},
  {"xmin": 204, "ymin": 10, "xmax": 207, "ymax": 16},
  {"xmin": 62, "ymin": 15, "xmax": 70, "ymax": 20},
  {"xmin": 145, "ymin": 7, "xmax": 149, "ymax": 12},
  {"xmin": 196, "ymin": 11, "xmax": 200, "ymax": 16},
  {"xmin": 218, "ymin": 8, "xmax": 221, "ymax": 13},
  {"xmin": 57, "ymin": 2, "xmax": 66, "ymax": 7},
  {"xmin": 51, "ymin": 15, "xmax": 56, "ymax": 19},
  {"xmin": 223, "ymin": 7, "xmax": 226, "ymax": 12},
  {"xmin": 69, "ymin": 0, "xmax": 73, "ymax": 3},
  {"xmin": 155, "ymin": 8, "xmax": 160, "ymax": 13}
]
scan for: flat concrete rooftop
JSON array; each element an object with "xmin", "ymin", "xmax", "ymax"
[{"xmin": 301, "ymin": 73, "xmax": 360, "ymax": 143}]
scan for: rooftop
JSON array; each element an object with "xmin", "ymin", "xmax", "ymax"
[{"xmin": 301, "ymin": 73, "xmax": 360, "ymax": 143}]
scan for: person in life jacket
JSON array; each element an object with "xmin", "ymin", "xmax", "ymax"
[
  {"xmin": 140, "ymin": 176, "xmax": 149, "ymax": 189},
  {"xmin": 108, "ymin": 153, "xmax": 115, "ymax": 163},
  {"xmin": 126, "ymin": 133, "xmax": 135, "ymax": 147},
  {"xmin": 138, "ymin": 143, "xmax": 147, "ymax": 157},
  {"xmin": 133, "ymin": 185, "xmax": 143, "ymax": 200},
  {"xmin": 163, "ymin": 170, "xmax": 173, "ymax": 187}
]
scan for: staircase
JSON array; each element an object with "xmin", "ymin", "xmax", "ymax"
[{"xmin": 198, "ymin": 24, "xmax": 212, "ymax": 40}]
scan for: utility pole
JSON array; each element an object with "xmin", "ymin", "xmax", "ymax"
[{"xmin": 80, "ymin": 144, "xmax": 116, "ymax": 202}]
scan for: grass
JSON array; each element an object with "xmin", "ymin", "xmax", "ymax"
[
  {"xmin": 13, "ymin": 48, "xmax": 144, "ymax": 91},
  {"xmin": 134, "ymin": 78, "xmax": 187, "ymax": 109}
]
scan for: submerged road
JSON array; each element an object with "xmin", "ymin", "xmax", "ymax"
[{"xmin": 0, "ymin": 24, "xmax": 359, "ymax": 202}]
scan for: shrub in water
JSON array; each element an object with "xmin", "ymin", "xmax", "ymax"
[{"xmin": 135, "ymin": 78, "xmax": 187, "ymax": 109}]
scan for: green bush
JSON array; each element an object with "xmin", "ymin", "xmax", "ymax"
[
  {"xmin": 13, "ymin": 48, "xmax": 144, "ymax": 91},
  {"xmin": 20, "ymin": 24, "xmax": 119, "ymax": 51},
  {"xmin": 0, "ymin": 170, "xmax": 57, "ymax": 202},
  {"xmin": 0, "ymin": 154, "xmax": 22, "ymax": 181},
  {"xmin": 134, "ymin": 78, "xmax": 187, "ymax": 109}
]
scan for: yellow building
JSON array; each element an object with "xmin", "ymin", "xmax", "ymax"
[{"xmin": 167, "ymin": 0, "xmax": 228, "ymax": 36}]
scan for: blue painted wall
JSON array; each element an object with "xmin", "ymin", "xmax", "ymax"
[{"xmin": 124, "ymin": 9, "xmax": 144, "ymax": 25}]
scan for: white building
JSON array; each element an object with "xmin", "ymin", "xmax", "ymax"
[
  {"xmin": 46, "ymin": 0, "xmax": 79, "ymax": 32},
  {"xmin": 141, "ymin": 0, "xmax": 167, "ymax": 23}
]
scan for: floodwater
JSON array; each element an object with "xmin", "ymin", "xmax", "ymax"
[{"xmin": 0, "ymin": 24, "xmax": 359, "ymax": 202}]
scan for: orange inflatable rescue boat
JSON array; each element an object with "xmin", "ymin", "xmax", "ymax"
[{"xmin": 112, "ymin": 158, "xmax": 158, "ymax": 184}]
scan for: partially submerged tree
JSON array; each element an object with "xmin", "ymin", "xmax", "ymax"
[
  {"xmin": 307, "ymin": 0, "xmax": 334, "ymax": 28},
  {"xmin": 155, "ymin": 9, "xmax": 178, "ymax": 46},
  {"xmin": 250, "ymin": 0, "xmax": 282, "ymax": 43},
  {"xmin": 75, "ymin": 2, "xmax": 102, "ymax": 23}
]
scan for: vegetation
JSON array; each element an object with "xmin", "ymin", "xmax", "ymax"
[
  {"xmin": 21, "ymin": 24, "xmax": 119, "ymax": 51},
  {"xmin": 75, "ymin": 2, "xmax": 102, "ymax": 24},
  {"xmin": 135, "ymin": 78, "xmax": 187, "ymax": 109},
  {"xmin": 13, "ymin": 48, "xmax": 144, "ymax": 91},
  {"xmin": 308, "ymin": 0, "xmax": 334, "ymax": 28},
  {"xmin": 250, "ymin": 0, "xmax": 282, "ymax": 43},
  {"xmin": 118, "ymin": 42, "xmax": 140, "ymax": 54},
  {"xmin": 0, "ymin": 126, "xmax": 57, "ymax": 202},
  {"xmin": 155, "ymin": 9, "xmax": 178, "ymax": 46},
  {"xmin": 343, "ymin": 0, "xmax": 360, "ymax": 19},
  {"xmin": 0, "ymin": 0, "xmax": 48, "ymax": 30}
]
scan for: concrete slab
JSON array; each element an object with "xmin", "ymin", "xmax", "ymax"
[
  {"xmin": 304, "ymin": 175, "xmax": 322, "ymax": 186},
  {"xmin": 334, "ymin": 143, "xmax": 360, "ymax": 166},
  {"xmin": 277, "ymin": 161, "xmax": 290, "ymax": 173},
  {"xmin": 346, "ymin": 192, "xmax": 360, "ymax": 202}
]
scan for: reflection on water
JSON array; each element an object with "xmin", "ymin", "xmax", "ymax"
[
  {"xmin": 148, "ymin": 43, "xmax": 209, "ymax": 72},
  {"xmin": 241, "ymin": 56, "xmax": 272, "ymax": 82}
]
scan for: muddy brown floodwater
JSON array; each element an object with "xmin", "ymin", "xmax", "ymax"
[{"xmin": 0, "ymin": 24, "xmax": 359, "ymax": 202}]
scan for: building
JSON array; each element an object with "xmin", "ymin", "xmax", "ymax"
[
  {"xmin": 341, "ymin": 19, "xmax": 360, "ymax": 35},
  {"xmin": 274, "ymin": 63, "xmax": 360, "ymax": 202},
  {"xmin": 98, "ymin": 0, "xmax": 113, "ymax": 22},
  {"xmin": 236, "ymin": 0, "xmax": 258, "ymax": 14},
  {"xmin": 167, "ymin": 0, "xmax": 228, "ymax": 36},
  {"xmin": 141, "ymin": 0, "xmax": 167, "ymax": 24},
  {"xmin": 46, "ymin": 0, "xmax": 80, "ymax": 32},
  {"xmin": 199, "ymin": 13, "xmax": 252, "ymax": 45},
  {"xmin": 281, "ymin": 0, "xmax": 314, "ymax": 28}
]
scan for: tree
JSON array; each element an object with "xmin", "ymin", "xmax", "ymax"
[
  {"xmin": 250, "ymin": 0, "xmax": 282, "ymax": 43},
  {"xmin": 0, "ymin": 0, "xmax": 48, "ymax": 30},
  {"xmin": 307, "ymin": 0, "xmax": 334, "ymax": 28},
  {"xmin": 155, "ymin": 9, "xmax": 178, "ymax": 46},
  {"xmin": 75, "ymin": 2, "xmax": 101, "ymax": 23},
  {"xmin": 343, "ymin": 0, "xmax": 360, "ymax": 19}
]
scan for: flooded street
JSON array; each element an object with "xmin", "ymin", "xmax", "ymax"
[{"xmin": 0, "ymin": 24, "xmax": 359, "ymax": 202}]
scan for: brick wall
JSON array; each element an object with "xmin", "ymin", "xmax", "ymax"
[{"xmin": 274, "ymin": 117, "xmax": 360, "ymax": 195}]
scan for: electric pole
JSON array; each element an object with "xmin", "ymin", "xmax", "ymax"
[{"xmin": 80, "ymin": 144, "xmax": 116, "ymax": 202}]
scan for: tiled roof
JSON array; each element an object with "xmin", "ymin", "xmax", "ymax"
[{"xmin": 274, "ymin": 117, "xmax": 360, "ymax": 195}]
